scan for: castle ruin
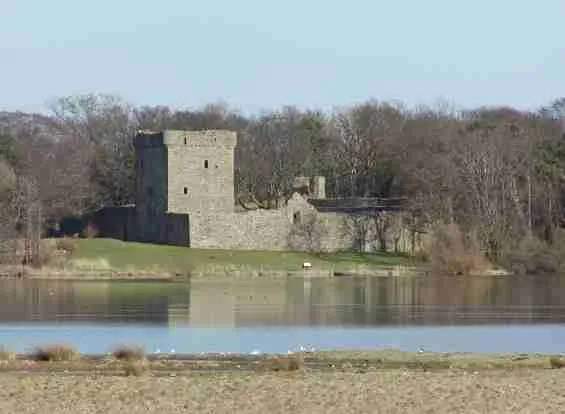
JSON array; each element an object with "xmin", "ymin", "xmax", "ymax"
[{"xmin": 90, "ymin": 130, "xmax": 423, "ymax": 253}]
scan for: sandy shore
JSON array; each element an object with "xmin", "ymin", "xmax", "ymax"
[{"xmin": 1, "ymin": 369, "xmax": 564, "ymax": 414}]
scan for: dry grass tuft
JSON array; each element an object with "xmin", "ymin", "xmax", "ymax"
[
  {"xmin": 112, "ymin": 345, "xmax": 146, "ymax": 362},
  {"xmin": 257, "ymin": 353, "xmax": 305, "ymax": 372},
  {"xmin": 112, "ymin": 345, "xmax": 148, "ymax": 377},
  {"xmin": 31, "ymin": 344, "xmax": 80, "ymax": 362},
  {"xmin": 0, "ymin": 346, "xmax": 16, "ymax": 361},
  {"xmin": 549, "ymin": 356, "xmax": 565, "ymax": 369}
]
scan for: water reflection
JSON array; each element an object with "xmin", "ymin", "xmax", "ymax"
[
  {"xmin": 0, "ymin": 281, "xmax": 189, "ymax": 324},
  {"xmin": 1, "ymin": 275, "xmax": 565, "ymax": 327}
]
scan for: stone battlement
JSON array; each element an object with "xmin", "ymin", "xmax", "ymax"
[{"xmin": 135, "ymin": 130, "xmax": 237, "ymax": 149}]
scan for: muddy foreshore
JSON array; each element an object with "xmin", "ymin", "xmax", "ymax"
[
  {"xmin": 0, "ymin": 349, "xmax": 562, "ymax": 376},
  {"xmin": 0, "ymin": 351, "xmax": 564, "ymax": 413}
]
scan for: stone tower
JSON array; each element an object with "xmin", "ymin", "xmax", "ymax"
[{"xmin": 134, "ymin": 129, "xmax": 237, "ymax": 241}]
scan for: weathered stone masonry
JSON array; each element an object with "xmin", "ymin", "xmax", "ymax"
[
  {"xmin": 132, "ymin": 130, "xmax": 236, "ymax": 246},
  {"xmin": 90, "ymin": 129, "xmax": 422, "ymax": 253}
]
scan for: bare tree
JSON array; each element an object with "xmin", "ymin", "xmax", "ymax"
[
  {"xmin": 0, "ymin": 158, "xmax": 17, "ymax": 263},
  {"xmin": 237, "ymin": 108, "xmax": 329, "ymax": 208},
  {"xmin": 12, "ymin": 176, "xmax": 42, "ymax": 266},
  {"xmin": 49, "ymin": 93, "xmax": 138, "ymax": 210},
  {"xmin": 330, "ymin": 100, "xmax": 406, "ymax": 198}
]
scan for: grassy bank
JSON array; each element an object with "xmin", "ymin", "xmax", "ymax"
[{"xmin": 54, "ymin": 238, "xmax": 418, "ymax": 279}]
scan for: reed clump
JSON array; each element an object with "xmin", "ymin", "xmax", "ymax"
[
  {"xmin": 112, "ymin": 345, "xmax": 148, "ymax": 376},
  {"xmin": 549, "ymin": 356, "xmax": 565, "ymax": 369},
  {"xmin": 31, "ymin": 344, "xmax": 80, "ymax": 362},
  {"xmin": 112, "ymin": 345, "xmax": 146, "ymax": 361}
]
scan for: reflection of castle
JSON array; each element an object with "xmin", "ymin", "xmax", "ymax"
[
  {"xmin": 167, "ymin": 303, "xmax": 191, "ymax": 325},
  {"xmin": 186, "ymin": 280, "xmax": 290, "ymax": 327},
  {"xmin": 184, "ymin": 279, "xmax": 359, "ymax": 327},
  {"xmin": 90, "ymin": 129, "xmax": 422, "ymax": 253}
]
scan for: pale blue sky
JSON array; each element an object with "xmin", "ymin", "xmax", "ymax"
[{"xmin": 1, "ymin": 0, "xmax": 564, "ymax": 114}]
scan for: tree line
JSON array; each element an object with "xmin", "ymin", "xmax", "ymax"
[{"xmin": 1, "ymin": 94, "xmax": 565, "ymax": 270}]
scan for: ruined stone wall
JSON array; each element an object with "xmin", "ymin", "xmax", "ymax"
[
  {"xmin": 157, "ymin": 213, "xmax": 190, "ymax": 246},
  {"xmin": 187, "ymin": 194, "xmax": 306, "ymax": 250},
  {"xmin": 186, "ymin": 210, "xmax": 351, "ymax": 252},
  {"xmin": 91, "ymin": 196, "xmax": 421, "ymax": 254},
  {"xmin": 89, "ymin": 207, "xmax": 189, "ymax": 246},
  {"xmin": 165, "ymin": 130, "xmax": 236, "ymax": 215},
  {"xmin": 187, "ymin": 194, "xmax": 350, "ymax": 252},
  {"xmin": 88, "ymin": 206, "xmax": 136, "ymax": 241},
  {"xmin": 187, "ymin": 193, "xmax": 423, "ymax": 254},
  {"xmin": 285, "ymin": 194, "xmax": 352, "ymax": 252},
  {"xmin": 189, "ymin": 210, "xmax": 290, "ymax": 250}
]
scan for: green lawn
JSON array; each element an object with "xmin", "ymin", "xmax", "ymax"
[{"xmin": 69, "ymin": 238, "xmax": 414, "ymax": 276}]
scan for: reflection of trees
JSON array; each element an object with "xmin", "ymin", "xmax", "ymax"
[
  {"xmin": 287, "ymin": 276, "xmax": 565, "ymax": 326},
  {"xmin": 185, "ymin": 276, "xmax": 565, "ymax": 327},
  {"xmin": 379, "ymin": 275, "xmax": 565, "ymax": 325},
  {"xmin": 0, "ymin": 280, "xmax": 190, "ymax": 324},
  {"xmin": 0, "ymin": 280, "xmax": 108, "ymax": 322}
]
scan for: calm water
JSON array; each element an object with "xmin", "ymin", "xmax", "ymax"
[{"xmin": 1, "ymin": 275, "xmax": 565, "ymax": 354}]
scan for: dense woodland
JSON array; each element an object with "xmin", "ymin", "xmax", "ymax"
[{"xmin": 1, "ymin": 94, "xmax": 565, "ymax": 272}]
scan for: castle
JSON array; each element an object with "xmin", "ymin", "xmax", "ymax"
[{"xmin": 90, "ymin": 130, "xmax": 422, "ymax": 253}]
